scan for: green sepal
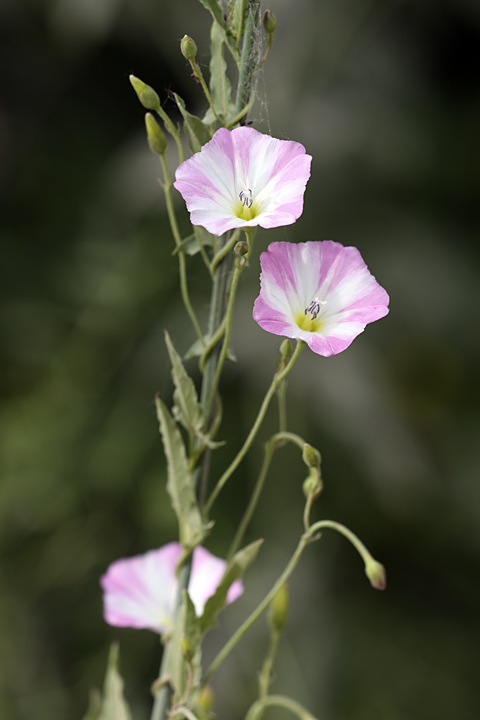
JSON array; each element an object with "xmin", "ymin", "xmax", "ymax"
[
  {"xmin": 84, "ymin": 644, "xmax": 132, "ymax": 720},
  {"xmin": 165, "ymin": 331, "xmax": 204, "ymax": 437},
  {"xmin": 200, "ymin": 539, "xmax": 263, "ymax": 634},
  {"xmin": 173, "ymin": 227, "xmax": 215, "ymax": 257},
  {"xmin": 174, "ymin": 94, "xmax": 212, "ymax": 154},
  {"xmin": 155, "ymin": 396, "xmax": 209, "ymax": 550},
  {"xmin": 209, "ymin": 22, "xmax": 235, "ymax": 120},
  {"xmin": 164, "ymin": 590, "xmax": 202, "ymax": 702}
]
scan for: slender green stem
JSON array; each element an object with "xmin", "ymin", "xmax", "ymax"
[
  {"xmin": 159, "ymin": 154, "xmax": 204, "ymax": 344},
  {"xmin": 277, "ymin": 380, "xmax": 288, "ymax": 433},
  {"xmin": 172, "ymin": 707, "xmax": 200, "ymax": 720},
  {"xmin": 156, "ymin": 105, "xmax": 184, "ymax": 164},
  {"xmin": 204, "ymin": 261, "xmax": 243, "ymax": 423},
  {"xmin": 308, "ymin": 519, "xmax": 374, "ymax": 566},
  {"xmin": 199, "ymin": 316, "xmax": 227, "ymax": 374},
  {"xmin": 227, "ymin": 431, "xmax": 307, "ymax": 561},
  {"xmin": 189, "ymin": 60, "xmax": 225, "ymax": 126},
  {"xmin": 193, "ymin": 226, "xmax": 213, "ymax": 277},
  {"xmin": 225, "ymin": 92, "xmax": 255, "ymax": 129},
  {"xmin": 258, "ymin": 629, "xmax": 280, "ymax": 699},
  {"xmin": 303, "ymin": 492, "xmax": 315, "ymax": 534},
  {"xmin": 204, "ymin": 341, "xmax": 305, "ymax": 516},
  {"xmin": 227, "ymin": 442, "xmax": 274, "ymax": 562},
  {"xmin": 211, "ymin": 229, "xmax": 240, "ymax": 273},
  {"xmin": 203, "ymin": 531, "xmax": 311, "ymax": 685},
  {"xmin": 246, "ymin": 695, "xmax": 319, "ymax": 720}
]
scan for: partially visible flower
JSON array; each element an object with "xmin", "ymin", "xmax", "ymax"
[
  {"xmin": 174, "ymin": 127, "xmax": 312, "ymax": 236},
  {"xmin": 253, "ymin": 240, "xmax": 389, "ymax": 356},
  {"xmin": 100, "ymin": 542, "xmax": 243, "ymax": 635}
]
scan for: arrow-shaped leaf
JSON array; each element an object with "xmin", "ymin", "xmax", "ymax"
[
  {"xmin": 165, "ymin": 331, "xmax": 204, "ymax": 437},
  {"xmin": 155, "ymin": 396, "xmax": 208, "ymax": 549},
  {"xmin": 174, "ymin": 94, "xmax": 211, "ymax": 154}
]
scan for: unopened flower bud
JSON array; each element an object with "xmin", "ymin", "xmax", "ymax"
[
  {"xmin": 197, "ymin": 685, "xmax": 214, "ymax": 713},
  {"xmin": 302, "ymin": 443, "xmax": 321, "ymax": 469},
  {"xmin": 129, "ymin": 75, "xmax": 161, "ymax": 112},
  {"xmin": 365, "ymin": 559, "xmax": 386, "ymax": 590},
  {"xmin": 302, "ymin": 467, "xmax": 323, "ymax": 500},
  {"xmin": 269, "ymin": 583, "xmax": 289, "ymax": 632},
  {"xmin": 234, "ymin": 241, "xmax": 249, "ymax": 257},
  {"xmin": 180, "ymin": 633, "xmax": 194, "ymax": 663},
  {"xmin": 263, "ymin": 10, "xmax": 277, "ymax": 34},
  {"xmin": 145, "ymin": 113, "xmax": 167, "ymax": 155},
  {"xmin": 181, "ymin": 35, "xmax": 197, "ymax": 61},
  {"xmin": 236, "ymin": 255, "xmax": 247, "ymax": 269}
]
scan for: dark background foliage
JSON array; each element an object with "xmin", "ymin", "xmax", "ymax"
[{"xmin": 1, "ymin": 0, "xmax": 479, "ymax": 718}]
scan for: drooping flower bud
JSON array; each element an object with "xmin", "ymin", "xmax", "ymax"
[
  {"xmin": 234, "ymin": 241, "xmax": 249, "ymax": 257},
  {"xmin": 181, "ymin": 35, "xmax": 198, "ymax": 61},
  {"xmin": 145, "ymin": 113, "xmax": 167, "ymax": 156},
  {"xmin": 364, "ymin": 559, "xmax": 387, "ymax": 590},
  {"xmin": 302, "ymin": 467, "xmax": 323, "ymax": 501},
  {"xmin": 279, "ymin": 338, "xmax": 293, "ymax": 358},
  {"xmin": 302, "ymin": 443, "xmax": 321, "ymax": 469},
  {"xmin": 263, "ymin": 10, "xmax": 277, "ymax": 35},
  {"xmin": 269, "ymin": 582, "xmax": 289, "ymax": 632},
  {"xmin": 129, "ymin": 75, "xmax": 161, "ymax": 112}
]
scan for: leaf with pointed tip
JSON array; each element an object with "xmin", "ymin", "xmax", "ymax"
[
  {"xmin": 164, "ymin": 590, "xmax": 202, "ymax": 701},
  {"xmin": 210, "ymin": 22, "xmax": 235, "ymax": 119},
  {"xmin": 200, "ymin": 539, "xmax": 263, "ymax": 633},
  {"xmin": 97, "ymin": 644, "xmax": 132, "ymax": 720},
  {"xmin": 173, "ymin": 227, "xmax": 215, "ymax": 257},
  {"xmin": 197, "ymin": 0, "xmax": 225, "ymax": 27},
  {"xmin": 229, "ymin": 0, "xmax": 249, "ymax": 46},
  {"xmin": 165, "ymin": 331, "xmax": 204, "ymax": 436},
  {"xmin": 155, "ymin": 396, "xmax": 209, "ymax": 549},
  {"xmin": 174, "ymin": 94, "xmax": 211, "ymax": 154}
]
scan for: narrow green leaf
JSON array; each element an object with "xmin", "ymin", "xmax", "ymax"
[
  {"xmin": 155, "ymin": 396, "xmax": 208, "ymax": 549},
  {"xmin": 165, "ymin": 331, "xmax": 204, "ymax": 436},
  {"xmin": 229, "ymin": 0, "xmax": 249, "ymax": 46},
  {"xmin": 197, "ymin": 0, "xmax": 225, "ymax": 27},
  {"xmin": 97, "ymin": 644, "xmax": 132, "ymax": 720},
  {"xmin": 210, "ymin": 22, "xmax": 235, "ymax": 119},
  {"xmin": 200, "ymin": 539, "xmax": 263, "ymax": 633},
  {"xmin": 174, "ymin": 94, "xmax": 211, "ymax": 154},
  {"xmin": 164, "ymin": 590, "xmax": 202, "ymax": 700}
]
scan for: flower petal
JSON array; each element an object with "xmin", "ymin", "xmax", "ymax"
[
  {"xmin": 174, "ymin": 127, "xmax": 312, "ymax": 235},
  {"xmin": 253, "ymin": 241, "xmax": 389, "ymax": 357}
]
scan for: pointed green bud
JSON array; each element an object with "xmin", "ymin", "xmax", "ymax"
[
  {"xmin": 269, "ymin": 582, "xmax": 289, "ymax": 632},
  {"xmin": 302, "ymin": 443, "xmax": 321, "ymax": 469},
  {"xmin": 145, "ymin": 113, "xmax": 167, "ymax": 155},
  {"xmin": 279, "ymin": 338, "xmax": 293, "ymax": 358},
  {"xmin": 302, "ymin": 467, "xmax": 323, "ymax": 500},
  {"xmin": 365, "ymin": 559, "xmax": 387, "ymax": 590},
  {"xmin": 234, "ymin": 241, "xmax": 249, "ymax": 256},
  {"xmin": 263, "ymin": 10, "xmax": 277, "ymax": 34},
  {"xmin": 180, "ymin": 633, "xmax": 194, "ymax": 663},
  {"xmin": 181, "ymin": 35, "xmax": 197, "ymax": 61},
  {"xmin": 129, "ymin": 74, "xmax": 161, "ymax": 112}
]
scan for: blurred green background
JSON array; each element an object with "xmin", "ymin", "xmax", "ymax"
[{"xmin": 1, "ymin": 0, "xmax": 479, "ymax": 718}]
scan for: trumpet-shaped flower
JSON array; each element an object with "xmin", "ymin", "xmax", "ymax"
[
  {"xmin": 253, "ymin": 241, "xmax": 389, "ymax": 356},
  {"xmin": 100, "ymin": 543, "xmax": 243, "ymax": 635},
  {"xmin": 174, "ymin": 127, "xmax": 312, "ymax": 236}
]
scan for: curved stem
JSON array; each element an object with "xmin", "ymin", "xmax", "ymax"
[
  {"xmin": 202, "ymin": 531, "xmax": 311, "ymax": 686},
  {"xmin": 159, "ymin": 154, "xmax": 204, "ymax": 345},
  {"xmin": 308, "ymin": 519, "xmax": 374, "ymax": 566},
  {"xmin": 211, "ymin": 229, "xmax": 240, "ymax": 273},
  {"xmin": 189, "ymin": 59, "xmax": 225, "ymax": 126},
  {"xmin": 246, "ymin": 695, "xmax": 319, "ymax": 720},
  {"xmin": 204, "ymin": 342, "xmax": 305, "ymax": 516}
]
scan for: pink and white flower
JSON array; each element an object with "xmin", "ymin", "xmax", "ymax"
[
  {"xmin": 100, "ymin": 542, "xmax": 243, "ymax": 635},
  {"xmin": 174, "ymin": 127, "xmax": 312, "ymax": 236},
  {"xmin": 253, "ymin": 241, "xmax": 389, "ymax": 357}
]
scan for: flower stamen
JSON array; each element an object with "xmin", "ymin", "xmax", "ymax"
[{"xmin": 239, "ymin": 188, "xmax": 253, "ymax": 208}]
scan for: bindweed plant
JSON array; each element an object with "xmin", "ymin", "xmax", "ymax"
[{"xmin": 86, "ymin": 2, "xmax": 389, "ymax": 719}]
